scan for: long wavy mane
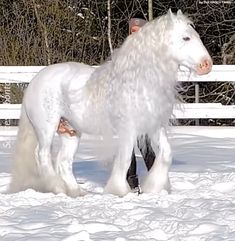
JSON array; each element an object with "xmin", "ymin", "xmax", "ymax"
[{"xmin": 85, "ymin": 11, "xmax": 191, "ymax": 136}]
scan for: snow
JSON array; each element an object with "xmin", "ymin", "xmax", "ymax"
[{"xmin": 1, "ymin": 126, "xmax": 235, "ymax": 240}]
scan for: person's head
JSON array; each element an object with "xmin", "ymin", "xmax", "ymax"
[{"xmin": 129, "ymin": 18, "xmax": 147, "ymax": 34}]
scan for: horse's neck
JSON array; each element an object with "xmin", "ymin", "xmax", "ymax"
[
  {"xmin": 87, "ymin": 61, "xmax": 111, "ymax": 81},
  {"xmin": 82, "ymin": 62, "xmax": 112, "ymax": 116}
]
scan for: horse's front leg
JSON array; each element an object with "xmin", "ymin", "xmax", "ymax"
[
  {"xmin": 104, "ymin": 136, "xmax": 135, "ymax": 197},
  {"xmin": 142, "ymin": 128, "xmax": 172, "ymax": 194}
]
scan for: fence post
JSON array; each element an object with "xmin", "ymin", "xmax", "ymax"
[
  {"xmin": 195, "ymin": 83, "xmax": 200, "ymax": 125},
  {"xmin": 3, "ymin": 83, "xmax": 11, "ymax": 126}
]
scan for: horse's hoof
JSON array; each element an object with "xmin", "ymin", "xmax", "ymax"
[
  {"xmin": 67, "ymin": 187, "xmax": 87, "ymax": 198},
  {"xmin": 44, "ymin": 174, "xmax": 67, "ymax": 195},
  {"xmin": 104, "ymin": 181, "xmax": 131, "ymax": 197},
  {"xmin": 141, "ymin": 176, "xmax": 171, "ymax": 194}
]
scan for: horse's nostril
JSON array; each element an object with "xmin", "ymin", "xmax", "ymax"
[
  {"xmin": 201, "ymin": 59, "xmax": 212, "ymax": 69},
  {"xmin": 197, "ymin": 58, "xmax": 212, "ymax": 75},
  {"xmin": 204, "ymin": 60, "xmax": 210, "ymax": 68}
]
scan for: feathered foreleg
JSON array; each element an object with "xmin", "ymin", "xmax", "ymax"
[{"xmin": 142, "ymin": 128, "xmax": 172, "ymax": 193}]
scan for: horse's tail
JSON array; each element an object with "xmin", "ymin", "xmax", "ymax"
[{"xmin": 8, "ymin": 103, "xmax": 39, "ymax": 193}]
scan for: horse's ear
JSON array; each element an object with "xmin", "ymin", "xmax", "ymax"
[
  {"xmin": 167, "ymin": 8, "xmax": 174, "ymax": 21},
  {"xmin": 177, "ymin": 9, "xmax": 183, "ymax": 16},
  {"xmin": 167, "ymin": 8, "xmax": 173, "ymax": 16}
]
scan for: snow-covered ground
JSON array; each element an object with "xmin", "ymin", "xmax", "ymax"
[{"xmin": 1, "ymin": 126, "xmax": 235, "ymax": 241}]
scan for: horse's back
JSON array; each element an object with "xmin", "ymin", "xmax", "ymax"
[
  {"xmin": 23, "ymin": 62, "xmax": 95, "ymax": 127},
  {"xmin": 29, "ymin": 62, "xmax": 94, "ymax": 89}
]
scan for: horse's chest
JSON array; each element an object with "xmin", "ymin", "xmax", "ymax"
[
  {"xmin": 132, "ymin": 88, "xmax": 172, "ymax": 113},
  {"xmin": 126, "ymin": 87, "xmax": 173, "ymax": 130}
]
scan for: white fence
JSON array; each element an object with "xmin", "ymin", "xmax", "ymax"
[{"xmin": 0, "ymin": 65, "xmax": 235, "ymax": 122}]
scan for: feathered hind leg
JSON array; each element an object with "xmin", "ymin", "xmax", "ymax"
[
  {"xmin": 54, "ymin": 132, "xmax": 86, "ymax": 197},
  {"xmin": 9, "ymin": 105, "xmax": 66, "ymax": 195}
]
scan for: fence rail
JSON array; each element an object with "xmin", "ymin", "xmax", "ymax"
[{"xmin": 0, "ymin": 65, "xmax": 235, "ymax": 121}]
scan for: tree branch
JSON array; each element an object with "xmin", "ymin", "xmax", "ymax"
[
  {"xmin": 107, "ymin": 0, "xmax": 113, "ymax": 54},
  {"xmin": 32, "ymin": 0, "xmax": 51, "ymax": 65}
]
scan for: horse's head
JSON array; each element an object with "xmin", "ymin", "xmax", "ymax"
[{"xmin": 165, "ymin": 9, "xmax": 212, "ymax": 75}]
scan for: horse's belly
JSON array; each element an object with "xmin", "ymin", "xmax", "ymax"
[{"xmin": 68, "ymin": 102, "xmax": 107, "ymax": 135}]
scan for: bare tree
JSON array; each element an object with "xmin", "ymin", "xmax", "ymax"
[
  {"xmin": 107, "ymin": 0, "xmax": 113, "ymax": 54},
  {"xmin": 222, "ymin": 33, "xmax": 235, "ymax": 64},
  {"xmin": 32, "ymin": 0, "xmax": 51, "ymax": 65},
  {"xmin": 148, "ymin": 0, "xmax": 153, "ymax": 20}
]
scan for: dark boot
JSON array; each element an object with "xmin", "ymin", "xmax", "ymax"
[
  {"xmin": 126, "ymin": 149, "xmax": 139, "ymax": 190},
  {"xmin": 138, "ymin": 135, "xmax": 156, "ymax": 171}
]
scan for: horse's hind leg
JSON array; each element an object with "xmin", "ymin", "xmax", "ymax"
[
  {"xmin": 34, "ymin": 121, "xmax": 67, "ymax": 194},
  {"xmin": 54, "ymin": 133, "xmax": 86, "ymax": 197},
  {"xmin": 142, "ymin": 128, "xmax": 172, "ymax": 193}
]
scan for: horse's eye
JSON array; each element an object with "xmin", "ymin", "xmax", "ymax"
[
  {"xmin": 189, "ymin": 23, "xmax": 195, "ymax": 29},
  {"xmin": 183, "ymin": 37, "xmax": 190, "ymax": 41}
]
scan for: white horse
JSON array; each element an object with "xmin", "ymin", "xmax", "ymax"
[{"xmin": 9, "ymin": 9, "xmax": 212, "ymax": 197}]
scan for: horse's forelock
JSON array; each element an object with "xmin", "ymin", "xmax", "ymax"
[
  {"xmin": 175, "ymin": 11, "xmax": 194, "ymax": 26},
  {"xmin": 162, "ymin": 9, "xmax": 194, "ymax": 28},
  {"xmin": 141, "ymin": 11, "xmax": 193, "ymax": 39}
]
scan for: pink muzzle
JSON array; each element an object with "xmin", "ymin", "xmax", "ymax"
[{"xmin": 196, "ymin": 58, "xmax": 213, "ymax": 75}]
